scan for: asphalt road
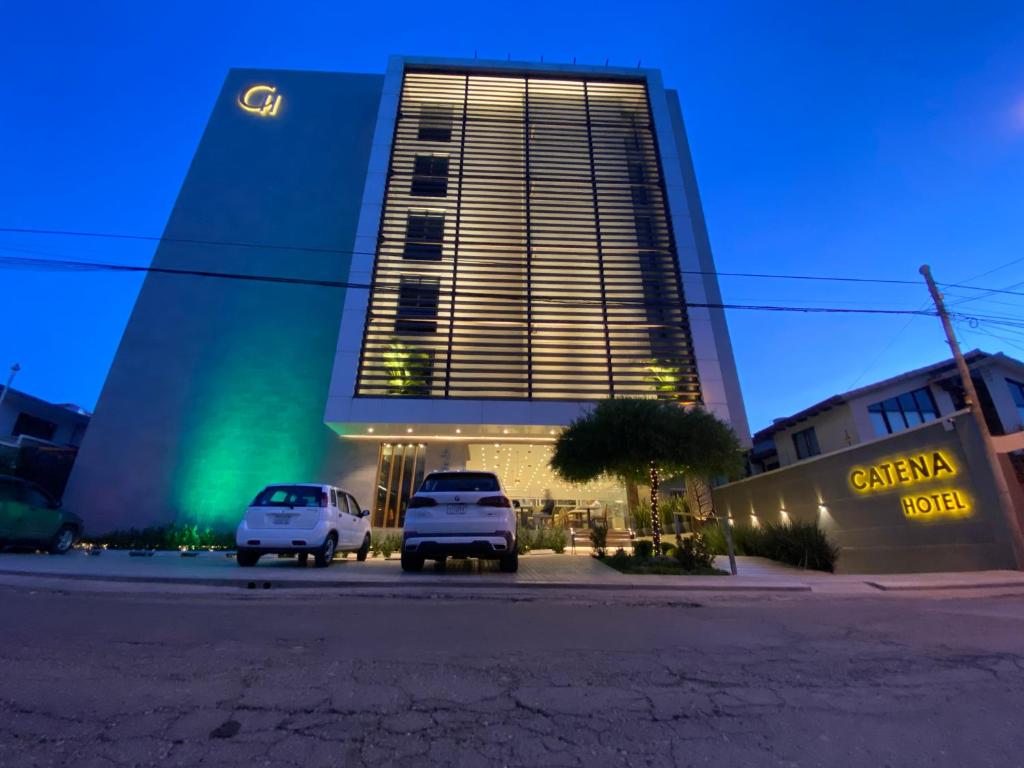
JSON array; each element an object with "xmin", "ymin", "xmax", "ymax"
[{"xmin": 2, "ymin": 585, "xmax": 1023, "ymax": 767}]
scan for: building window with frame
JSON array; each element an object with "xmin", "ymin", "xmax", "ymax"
[
  {"xmin": 792, "ymin": 427, "xmax": 820, "ymax": 460},
  {"xmin": 867, "ymin": 387, "xmax": 939, "ymax": 436},
  {"xmin": 395, "ymin": 276, "xmax": 441, "ymax": 334},
  {"xmin": 384, "ymin": 346, "xmax": 435, "ymax": 397},
  {"xmin": 410, "ymin": 155, "xmax": 449, "ymax": 197},
  {"xmin": 1008, "ymin": 379, "xmax": 1024, "ymax": 426},
  {"xmin": 417, "ymin": 103, "xmax": 454, "ymax": 142},
  {"xmin": 403, "ymin": 212, "xmax": 445, "ymax": 261},
  {"xmin": 12, "ymin": 412, "xmax": 58, "ymax": 442}
]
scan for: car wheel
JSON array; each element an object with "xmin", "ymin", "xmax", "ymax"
[
  {"xmin": 401, "ymin": 551, "xmax": 424, "ymax": 572},
  {"xmin": 499, "ymin": 549, "xmax": 518, "ymax": 573},
  {"xmin": 236, "ymin": 550, "xmax": 260, "ymax": 567},
  {"xmin": 314, "ymin": 535, "xmax": 337, "ymax": 568},
  {"xmin": 48, "ymin": 526, "xmax": 76, "ymax": 555},
  {"xmin": 356, "ymin": 535, "xmax": 370, "ymax": 562},
  {"xmin": 297, "ymin": 553, "xmax": 309, "ymax": 566}
]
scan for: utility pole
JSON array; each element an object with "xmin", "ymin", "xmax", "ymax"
[
  {"xmin": 0, "ymin": 362, "xmax": 19, "ymax": 411},
  {"xmin": 920, "ymin": 265, "xmax": 1024, "ymax": 569}
]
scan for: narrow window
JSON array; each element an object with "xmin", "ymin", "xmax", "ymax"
[
  {"xmin": 411, "ymin": 155, "xmax": 449, "ymax": 197},
  {"xmin": 417, "ymin": 103, "xmax": 453, "ymax": 142},
  {"xmin": 1007, "ymin": 379, "xmax": 1024, "ymax": 424},
  {"xmin": 395, "ymin": 277, "xmax": 441, "ymax": 334},
  {"xmin": 792, "ymin": 427, "xmax": 821, "ymax": 460},
  {"xmin": 403, "ymin": 212, "xmax": 445, "ymax": 261}
]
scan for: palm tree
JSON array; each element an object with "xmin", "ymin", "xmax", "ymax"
[{"xmin": 550, "ymin": 398, "xmax": 742, "ymax": 553}]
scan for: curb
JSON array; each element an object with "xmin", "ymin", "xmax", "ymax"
[
  {"xmin": 0, "ymin": 568, "xmax": 813, "ymax": 593},
  {"xmin": 865, "ymin": 579, "xmax": 1024, "ymax": 592}
]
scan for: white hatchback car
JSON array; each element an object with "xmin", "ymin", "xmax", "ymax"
[
  {"xmin": 401, "ymin": 471, "xmax": 518, "ymax": 573},
  {"xmin": 235, "ymin": 484, "xmax": 371, "ymax": 568}
]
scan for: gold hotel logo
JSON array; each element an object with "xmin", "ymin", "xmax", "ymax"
[
  {"xmin": 238, "ymin": 84, "xmax": 282, "ymax": 117},
  {"xmin": 848, "ymin": 450, "xmax": 971, "ymax": 520}
]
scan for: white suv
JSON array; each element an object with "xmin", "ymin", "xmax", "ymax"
[
  {"xmin": 235, "ymin": 484, "xmax": 371, "ymax": 567},
  {"xmin": 401, "ymin": 471, "xmax": 518, "ymax": 573}
]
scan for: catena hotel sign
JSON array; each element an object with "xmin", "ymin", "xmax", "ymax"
[{"xmin": 848, "ymin": 450, "xmax": 971, "ymax": 520}]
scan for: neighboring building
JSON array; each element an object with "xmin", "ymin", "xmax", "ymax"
[
  {"xmin": 0, "ymin": 387, "xmax": 90, "ymax": 498},
  {"xmin": 716, "ymin": 351, "xmax": 1024, "ymax": 574},
  {"xmin": 65, "ymin": 56, "xmax": 749, "ymax": 534},
  {"xmin": 749, "ymin": 351, "xmax": 1024, "ymax": 473},
  {"xmin": 0, "ymin": 387, "xmax": 89, "ymax": 450}
]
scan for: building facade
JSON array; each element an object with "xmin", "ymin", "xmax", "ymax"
[
  {"xmin": 717, "ymin": 351, "xmax": 1024, "ymax": 573},
  {"xmin": 65, "ymin": 56, "xmax": 749, "ymax": 534},
  {"xmin": 750, "ymin": 351, "xmax": 1024, "ymax": 473}
]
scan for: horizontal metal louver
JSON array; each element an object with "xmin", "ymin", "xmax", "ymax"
[{"xmin": 355, "ymin": 69, "xmax": 701, "ymax": 403}]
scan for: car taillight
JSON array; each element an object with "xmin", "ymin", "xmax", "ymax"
[
  {"xmin": 478, "ymin": 495, "xmax": 512, "ymax": 508},
  {"xmin": 408, "ymin": 496, "xmax": 437, "ymax": 508}
]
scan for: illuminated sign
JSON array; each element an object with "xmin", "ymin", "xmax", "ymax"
[
  {"xmin": 238, "ymin": 85, "xmax": 282, "ymax": 117},
  {"xmin": 900, "ymin": 489, "xmax": 970, "ymax": 518},
  {"xmin": 849, "ymin": 450, "xmax": 972, "ymax": 520},
  {"xmin": 849, "ymin": 450, "xmax": 956, "ymax": 493}
]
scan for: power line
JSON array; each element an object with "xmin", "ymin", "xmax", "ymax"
[
  {"xmin": 0, "ymin": 252, "xmax": 939, "ymax": 319},
  {"xmin": 3, "ymin": 224, "xmax": 1015, "ymax": 294}
]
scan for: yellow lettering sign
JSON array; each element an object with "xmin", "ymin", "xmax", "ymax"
[
  {"xmin": 900, "ymin": 489, "xmax": 971, "ymax": 519},
  {"xmin": 238, "ymin": 85, "xmax": 282, "ymax": 116},
  {"xmin": 849, "ymin": 450, "xmax": 957, "ymax": 494}
]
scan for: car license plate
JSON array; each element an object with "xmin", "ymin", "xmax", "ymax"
[
  {"xmin": 272, "ymin": 513, "xmax": 294, "ymax": 525},
  {"xmin": 446, "ymin": 504, "xmax": 466, "ymax": 515}
]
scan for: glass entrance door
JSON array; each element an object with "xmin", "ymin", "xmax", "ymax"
[{"xmin": 372, "ymin": 443, "xmax": 425, "ymax": 528}]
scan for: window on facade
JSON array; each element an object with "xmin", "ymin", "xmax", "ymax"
[
  {"xmin": 403, "ymin": 212, "xmax": 445, "ymax": 261},
  {"xmin": 395, "ymin": 277, "xmax": 441, "ymax": 334},
  {"xmin": 385, "ymin": 348, "xmax": 435, "ymax": 397},
  {"xmin": 12, "ymin": 413, "xmax": 57, "ymax": 442},
  {"xmin": 417, "ymin": 103, "xmax": 453, "ymax": 142},
  {"xmin": 634, "ymin": 215, "xmax": 657, "ymax": 249},
  {"xmin": 1008, "ymin": 379, "xmax": 1024, "ymax": 425},
  {"xmin": 792, "ymin": 427, "xmax": 821, "ymax": 460},
  {"xmin": 410, "ymin": 155, "xmax": 449, "ymax": 197},
  {"xmin": 867, "ymin": 387, "xmax": 939, "ymax": 436}
]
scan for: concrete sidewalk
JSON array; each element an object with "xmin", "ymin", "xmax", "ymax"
[{"xmin": 1, "ymin": 549, "xmax": 1022, "ymax": 595}]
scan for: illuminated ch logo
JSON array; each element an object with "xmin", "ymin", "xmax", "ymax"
[{"xmin": 238, "ymin": 84, "xmax": 282, "ymax": 117}]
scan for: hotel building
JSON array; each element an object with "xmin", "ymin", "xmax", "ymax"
[{"xmin": 65, "ymin": 56, "xmax": 749, "ymax": 533}]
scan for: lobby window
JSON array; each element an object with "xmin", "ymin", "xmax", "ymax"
[
  {"xmin": 410, "ymin": 155, "xmax": 449, "ymax": 197},
  {"xmin": 12, "ymin": 412, "xmax": 57, "ymax": 442},
  {"xmin": 395, "ymin": 276, "xmax": 440, "ymax": 334},
  {"xmin": 403, "ymin": 212, "xmax": 445, "ymax": 261},
  {"xmin": 1008, "ymin": 379, "xmax": 1024, "ymax": 425},
  {"xmin": 792, "ymin": 427, "xmax": 820, "ymax": 460},
  {"xmin": 417, "ymin": 103, "xmax": 453, "ymax": 142},
  {"xmin": 867, "ymin": 387, "xmax": 939, "ymax": 436}
]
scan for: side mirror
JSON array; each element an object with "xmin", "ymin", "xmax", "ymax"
[{"xmin": 361, "ymin": 510, "xmax": 371, "ymax": 518}]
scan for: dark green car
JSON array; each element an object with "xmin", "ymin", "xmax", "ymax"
[{"xmin": 0, "ymin": 475, "xmax": 83, "ymax": 554}]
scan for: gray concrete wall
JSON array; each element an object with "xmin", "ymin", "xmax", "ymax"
[
  {"xmin": 64, "ymin": 68, "xmax": 384, "ymax": 533},
  {"xmin": 714, "ymin": 411, "xmax": 1018, "ymax": 573}
]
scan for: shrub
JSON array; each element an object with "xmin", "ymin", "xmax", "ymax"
[
  {"xmin": 86, "ymin": 524, "xmax": 234, "ymax": 551},
  {"xmin": 698, "ymin": 520, "xmax": 839, "ymax": 572},
  {"xmin": 675, "ymin": 532, "xmax": 714, "ymax": 570},
  {"xmin": 633, "ymin": 539, "xmax": 654, "ymax": 559},
  {"xmin": 590, "ymin": 524, "xmax": 608, "ymax": 557},
  {"xmin": 371, "ymin": 532, "xmax": 402, "ymax": 558}
]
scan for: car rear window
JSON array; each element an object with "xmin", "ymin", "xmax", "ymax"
[
  {"xmin": 419, "ymin": 473, "xmax": 499, "ymax": 493},
  {"xmin": 251, "ymin": 486, "xmax": 323, "ymax": 507}
]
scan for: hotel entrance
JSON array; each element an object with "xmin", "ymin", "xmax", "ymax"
[{"xmin": 369, "ymin": 440, "xmax": 628, "ymax": 533}]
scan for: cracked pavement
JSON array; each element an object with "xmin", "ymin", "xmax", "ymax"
[{"xmin": 2, "ymin": 585, "xmax": 1024, "ymax": 767}]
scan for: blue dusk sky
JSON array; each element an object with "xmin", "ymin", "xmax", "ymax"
[{"xmin": 2, "ymin": 0, "xmax": 1023, "ymax": 432}]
